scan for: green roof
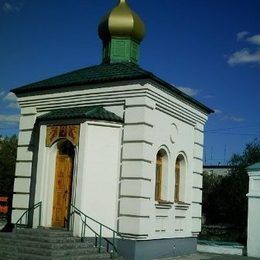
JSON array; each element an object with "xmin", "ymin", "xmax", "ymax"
[
  {"xmin": 247, "ymin": 162, "xmax": 260, "ymax": 172},
  {"xmin": 37, "ymin": 106, "xmax": 123, "ymax": 123},
  {"xmin": 12, "ymin": 62, "xmax": 213, "ymax": 114}
]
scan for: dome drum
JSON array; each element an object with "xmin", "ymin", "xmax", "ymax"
[{"xmin": 98, "ymin": 0, "xmax": 145, "ymax": 64}]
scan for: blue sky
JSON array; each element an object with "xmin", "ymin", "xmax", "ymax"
[{"xmin": 0, "ymin": 0, "xmax": 259, "ymax": 165}]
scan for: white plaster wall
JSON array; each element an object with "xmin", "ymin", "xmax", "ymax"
[
  {"xmin": 33, "ymin": 124, "xmax": 56, "ymax": 227},
  {"xmin": 118, "ymin": 92, "xmax": 207, "ymax": 240},
  {"xmin": 13, "ymin": 81, "xmax": 209, "ymax": 238},
  {"xmin": 11, "ymin": 106, "xmax": 37, "ymax": 223},
  {"xmin": 247, "ymin": 170, "xmax": 260, "ymax": 258},
  {"xmin": 76, "ymin": 122, "xmax": 122, "ymax": 237}
]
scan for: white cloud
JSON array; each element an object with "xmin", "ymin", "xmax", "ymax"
[
  {"xmin": 4, "ymin": 92, "xmax": 17, "ymax": 102},
  {"xmin": 227, "ymin": 48, "xmax": 260, "ymax": 66},
  {"xmin": 214, "ymin": 109, "xmax": 222, "ymax": 115},
  {"xmin": 177, "ymin": 86, "xmax": 199, "ymax": 97},
  {"xmin": 7, "ymin": 102, "xmax": 20, "ymax": 109},
  {"xmin": 0, "ymin": 114, "xmax": 20, "ymax": 124},
  {"xmin": 3, "ymin": 92, "xmax": 19, "ymax": 110},
  {"xmin": 246, "ymin": 34, "xmax": 260, "ymax": 46},
  {"xmin": 228, "ymin": 32, "xmax": 260, "ymax": 66},
  {"xmin": 2, "ymin": 2, "xmax": 21, "ymax": 13},
  {"xmin": 237, "ymin": 31, "xmax": 250, "ymax": 41},
  {"xmin": 221, "ymin": 115, "xmax": 245, "ymax": 122}
]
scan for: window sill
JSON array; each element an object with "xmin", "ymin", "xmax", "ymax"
[
  {"xmin": 155, "ymin": 200, "xmax": 173, "ymax": 209},
  {"xmin": 174, "ymin": 201, "xmax": 190, "ymax": 210}
]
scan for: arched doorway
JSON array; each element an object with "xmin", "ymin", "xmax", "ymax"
[{"xmin": 52, "ymin": 139, "xmax": 75, "ymax": 227}]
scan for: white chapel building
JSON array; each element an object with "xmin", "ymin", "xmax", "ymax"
[{"xmin": 11, "ymin": 0, "xmax": 213, "ymax": 259}]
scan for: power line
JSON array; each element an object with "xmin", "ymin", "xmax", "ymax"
[
  {"xmin": 206, "ymin": 124, "xmax": 260, "ymax": 133},
  {"xmin": 206, "ymin": 132, "xmax": 260, "ymax": 136}
]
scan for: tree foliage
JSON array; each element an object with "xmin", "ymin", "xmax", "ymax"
[
  {"xmin": 0, "ymin": 135, "xmax": 18, "ymax": 196},
  {"xmin": 202, "ymin": 139, "xmax": 260, "ymax": 243}
]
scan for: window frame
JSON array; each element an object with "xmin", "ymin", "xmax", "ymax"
[{"xmin": 174, "ymin": 154, "xmax": 186, "ymax": 203}]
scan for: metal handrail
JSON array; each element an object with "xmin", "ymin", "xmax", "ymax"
[
  {"xmin": 15, "ymin": 201, "xmax": 42, "ymax": 228},
  {"xmin": 69, "ymin": 204, "xmax": 123, "ymax": 258}
]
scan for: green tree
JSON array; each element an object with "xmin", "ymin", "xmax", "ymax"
[
  {"xmin": 202, "ymin": 139, "xmax": 260, "ymax": 243},
  {"xmin": 202, "ymin": 172, "xmax": 222, "ymax": 224},
  {"xmin": 0, "ymin": 135, "xmax": 18, "ymax": 196},
  {"xmin": 224, "ymin": 139, "xmax": 260, "ymax": 231}
]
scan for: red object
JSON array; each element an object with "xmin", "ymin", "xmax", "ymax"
[{"xmin": 0, "ymin": 196, "xmax": 8, "ymax": 214}]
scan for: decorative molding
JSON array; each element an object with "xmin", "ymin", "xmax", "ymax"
[
  {"xmin": 155, "ymin": 201, "xmax": 173, "ymax": 209},
  {"xmin": 175, "ymin": 202, "xmax": 190, "ymax": 210},
  {"xmin": 193, "ymin": 157, "xmax": 203, "ymax": 162},
  {"xmin": 194, "ymin": 127, "xmax": 204, "ymax": 133},
  {"xmin": 13, "ymin": 192, "xmax": 30, "ymax": 195},
  {"xmin": 156, "ymin": 106, "xmax": 196, "ymax": 127},
  {"xmin": 192, "ymin": 186, "xmax": 202, "ymax": 190},
  {"xmin": 192, "ymin": 216, "xmax": 202, "ymax": 219},
  {"xmin": 122, "ymin": 158, "xmax": 152, "ymax": 164},
  {"xmin": 21, "ymin": 113, "xmax": 37, "ymax": 116},
  {"xmin": 120, "ymin": 232, "xmax": 148, "ymax": 239},
  {"xmin": 247, "ymin": 192, "xmax": 260, "ymax": 198},
  {"xmin": 46, "ymin": 124, "xmax": 80, "ymax": 147},
  {"xmin": 192, "ymin": 201, "xmax": 202, "ymax": 205},
  {"xmin": 12, "ymin": 207, "xmax": 28, "ymax": 210},
  {"xmin": 119, "ymin": 214, "xmax": 149, "ymax": 218},
  {"xmin": 17, "ymin": 144, "xmax": 33, "ymax": 148},
  {"xmin": 19, "ymin": 88, "xmax": 147, "ymax": 109},
  {"xmin": 87, "ymin": 121, "xmax": 122, "ymax": 128},
  {"xmin": 193, "ymin": 171, "xmax": 203, "ymax": 176},
  {"xmin": 16, "ymin": 161, "xmax": 32, "ymax": 165},
  {"xmin": 120, "ymin": 195, "xmax": 150, "ymax": 200},
  {"xmin": 194, "ymin": 142, "xmax": 203, "ymax": 147},
  {"xmin": 125, "ymin": 104, "xmax": 154, "ymax": 110},
  {"xmin": 121, "ymin": 177, "xmax": 151, "ymax": 182},
  {"xmin": 147, "ymin": 87, "xmax": 207, "ymax": 124},
  {"xmin": 125, "ymin": 122, "xmax": 154, "ymax": 128},
  {"xmin": 14, "ymin": 175, "xmax": 31, "ymax": 179},
  {"xmin": 123, "ymin": 140, "xmax": 153, "ymax": 146},
  {"xmin": 20, "ymin": 128, "xmax": 34, "ymax": 132}
]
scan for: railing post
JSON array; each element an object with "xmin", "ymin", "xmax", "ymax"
[
  {"xmin": 95, "ymin": 235, "xmax": 98, "ymax": 247},
  {"xmin": 25, "ymin": 212, "xmax": 28, "ymax": 227},
  {"xmin": 112, "ymin": 231, "xmax": 115, "ymax": 258},
  {"xmin": 39, "ymin": 202, "xmax": 42, "ymax": 227},
  {"xmin": 66, "ymin": 204, "xmax": 121, "ymax": 257},
  {"xmin": 99, "ymin": 225, "xmax": 102, "ymax": 253},
  {"xmin": 83, "ymin": 216, "xmax": 86, "ymax": 241},
  {"xmin": 81, "ymin": 219, "xmax": 84, "ymax": 242}
]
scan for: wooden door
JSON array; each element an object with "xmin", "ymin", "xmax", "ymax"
[{"xmin": 52, "ymin": 154, "xmax": 73, "ymax": 227}]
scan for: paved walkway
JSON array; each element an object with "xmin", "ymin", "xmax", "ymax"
[{"xmin": 158, "ymin": 253, "xmax": 259, "ymax": 260}]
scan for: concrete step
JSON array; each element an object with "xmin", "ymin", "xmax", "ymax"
[
  {"xmin": 0, "ymin": 250, "xmax": 112, "ymax": 260},
  {"xmin": 0, "ymin": 240, "xmax": 96, "ymax": 251},
  {"xmin": 14, "ymin": 228, "xmax": 73, "ymax": 237},
  {"xmin": 2, "ymin": 253, "xmax": 112, "ymax": 260},
  {"xmin": 0, "ymin": 228, "xmax": 122, "ymax": 259},
  {"xmin": 14, "ymin": 233, "xmax": 82, "ymax": 243}
]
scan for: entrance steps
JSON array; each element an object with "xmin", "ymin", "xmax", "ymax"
[{"xmin": 0, "ymin": 227, "xmax": 123, "ymax": 260}]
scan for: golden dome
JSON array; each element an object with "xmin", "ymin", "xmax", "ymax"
[{"xmin": 98, "ymin": 0, "xmax": 146, "ymax": 43}]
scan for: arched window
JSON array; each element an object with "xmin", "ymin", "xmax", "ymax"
[
  {"xmin": 174, "ymin": 154, "xmax": 186, "ymax": 203},
  {"xmin": 155, "ymin": 149, "xmax": 168, "ymax": 201}
]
